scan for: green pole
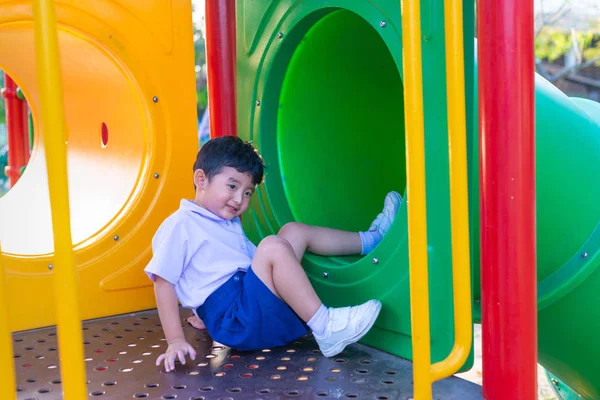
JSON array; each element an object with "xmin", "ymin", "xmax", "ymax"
[
  {"xmin": 16, "ymin": 87, "xmax": 33, "ymax": 152},
  {"xmin": 28, "ymin": 110, "xmax": 33, "ymax": 151}
]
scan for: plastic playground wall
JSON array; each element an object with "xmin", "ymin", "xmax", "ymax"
[
  {"xmin": 0, "ymin": 0, "xmax": 198, "ymax": 331},
  {"xmin": 235, "ymin": 0, "xmax": 476, "ymax": 372}
]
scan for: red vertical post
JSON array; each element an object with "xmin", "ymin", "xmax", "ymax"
[
  {"xmin": 478, "ymin": 0, "xmax": 537, "ymax": 399},
  {"xmin": 205, "ymin": 0, "xmax": 237, "ymax": 138},
  {"xmin": 1, "ymin": 73, "xmax": 30, "ymax": 187}
]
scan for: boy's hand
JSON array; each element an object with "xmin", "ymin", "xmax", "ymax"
[{"xmin": 156, "ymin": 338, "xmax": 197, "ymax": 372}]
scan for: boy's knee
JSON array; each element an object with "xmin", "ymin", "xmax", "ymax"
[
  {"xmin": 257, "ymin": 235, "xmax": 293, "ymax": 256},
  {"xmin": 278, "ymin": 222, "xmax": 306, "ymax": 239}
]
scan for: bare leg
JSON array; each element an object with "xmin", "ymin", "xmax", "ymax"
[
  {"xmin": 278, "ymin": 222, "xmax": 362, "ymax": 261},
  {"xmin": 185, "ymin": 315, "xmax": 206, "ymax": 330},
  {"xmin": 251, "ymin": 235, "xmax": 383, "ymax": 358},
  {"xmin": 251, "ymin": 235, "xmax": 322, "ymax": 322}
]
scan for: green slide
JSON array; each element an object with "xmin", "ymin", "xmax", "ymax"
[{"xmin": 236, "ymin": 0, "xmax": 600, "ymax": 397}]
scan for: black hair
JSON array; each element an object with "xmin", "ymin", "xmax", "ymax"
[{"xmin": 193, "ymin": 136, "xmax": 265, "ymax": 186}]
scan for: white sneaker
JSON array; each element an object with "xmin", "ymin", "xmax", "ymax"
[
  {"xmin": 314, "ymin": 300, "xmax": 382, "ymax": 358},
  {"xmin": 368, "ymin": 191, "xmax": 402, "ymax": 237}
]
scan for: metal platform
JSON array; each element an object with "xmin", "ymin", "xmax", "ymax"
[{"xmin": 12, "ymin": 309, "xmax": 482, "ymax": 399}]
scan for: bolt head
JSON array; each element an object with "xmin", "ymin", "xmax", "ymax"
[
  {"xmin": 152, "ymin": 96, "xmax": 159, "ymax": 103},
  {"xmin": 48, "ymin": 264, "xmax": 53, "ymax": 270},
  {"xmin": 323, "ymin": 272, "xmax": 329, "ymax": 278},
  {"xmin": 255, "ymin": 100, "xmax": 261, "ymax": 106},
  {"xmin": 113, "ymin": 235, "xmax": 120, "ymax": 241},
  {"xmin": 380, "ymin": 21, "xmax": 387, "ymax": 28},
  {"xmin": 581, "ymin": 252, "xmax": 589, "ymax": 259},
  {"xmin": 372, "ymin": 258, "xmax": 379, "ymax": 264},
  {"xmin": 277, "ymin": 32, "xmax": 284, "ymax": 39},
  {"xmin": 154, "ymin": 173, "xmax": 160, "ymax": 179}
]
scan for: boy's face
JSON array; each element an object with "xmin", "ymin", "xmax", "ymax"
[{"xmin": 194, "ymin": 166, "xmax": 255, "ymax": 220}]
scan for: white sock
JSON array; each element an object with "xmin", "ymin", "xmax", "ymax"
[
  {"xmin": 307, "ymin": 304, "xmax": 328, "ymax": 337},
  {"xmin": 360, "ymin": 230, "xmax": 382, "ymax": 255},
  {"xmin": 359, "ymin": 191, "xmax": 403, "ymax": 255}
]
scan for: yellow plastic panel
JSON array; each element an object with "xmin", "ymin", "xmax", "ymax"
[
  {"xmin": 0, "ymin": 25, "xmax": 146, "ymax": 256},
  {"xmin": 0, "ymin": 0, "xmax": 197, "ymax": 332}
]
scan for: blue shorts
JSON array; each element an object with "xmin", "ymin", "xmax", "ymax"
[{"xmin": 196, "ymin": 268, "xmax": 309, "ymax": 351}]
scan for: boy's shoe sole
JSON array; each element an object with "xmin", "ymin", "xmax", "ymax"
[{"xmin": 320, "ymin": 300, "xmax": 382, "ymax": 358}]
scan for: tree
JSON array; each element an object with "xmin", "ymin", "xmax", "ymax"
[
  {"xmin": 194, "ymin": 27, "xmax": 208, "ymax": 112},
  {"xmin": 534, "ymin": 1, "xmax": 600, "ymax": 85},
  {"xmin": 0, "ymin": 145, "xmax": 7, "ymax": 194},
  {"xmin": 192, "ymin": 2, "xmax": 208, "ymax": 115}
]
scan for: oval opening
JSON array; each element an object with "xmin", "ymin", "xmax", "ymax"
[
  {"xmin": 271, "ymin": 10, "xmax": 406, "ymax": 263},
  {"xmin": 0, "ymin": 27, "xmax": 146, "ymax": 256},
  {"xmin": 0, "ymin": 70, "xmax": 34, "ymax": 199},
  {"xmin": 101, "ymin": 122, "xmax": 109, "ymax": 147}
]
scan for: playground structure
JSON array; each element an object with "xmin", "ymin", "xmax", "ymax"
[
  {"xmin": 0, "ymin": 0, "xmax": 600, "ymax": 399},
  {"xmin": 1, "ymin": 72, "xmax": 32, "ymax": 188}
]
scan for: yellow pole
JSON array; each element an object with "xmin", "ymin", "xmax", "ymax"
[
  {"xmin": 32, "ymin": 1, "xmax": 87, "ymax": 398},
  {"xmin": 400, "ymin": 0, "xmax": 432, "ymax": 399},
  {"xmin": 430, "ymin": 0, "xmax": 473, "ymax": 381},
  {"xmin": 0, "ymin": 245, "xmax": 17, "ymax": 400}
]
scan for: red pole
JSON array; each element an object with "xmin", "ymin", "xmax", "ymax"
[
  {"xmin": 478, "ymin": 1, "xmax": 537, "ymax": 399},
  {"xmin": 1, "ymin": 73, "xmax": 30, "ymax": 187},
  {"xmin": 205, "ymin": 0, "xmax": 237, "ymax": 138}
]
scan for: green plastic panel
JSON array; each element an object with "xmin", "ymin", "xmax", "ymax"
[
  {"xmin": 237, "ymin": 0, "xmax": 600, "ymax": 396},
  {"xmin": 278, "ymin": 10, "xmax": 406, "ymax": 232},
  {"xmin": 545, "ymin": 369, "xmax": 584, "ymax": 400},
  {"xmin": 237, "ymin": 0, "xmax": 475, "ymax": 370}
]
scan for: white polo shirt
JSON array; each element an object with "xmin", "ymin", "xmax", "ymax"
[{"xmin": 144, "ymin": 199, "xmax": 257, "ymax": 311}]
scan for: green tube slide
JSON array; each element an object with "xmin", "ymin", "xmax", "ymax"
[
  {"xmin": 236, "ymin": 0, "xmax": 600, "ymax": 397},
  {"xmin": 533, "ymin": 93, "xmax": 600, "ymax": 399}
]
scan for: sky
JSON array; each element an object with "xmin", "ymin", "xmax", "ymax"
[
  {"xmin": 535, "ymin": 0, "xmax": 599, "ymax": 13},
  {"xmin": 192, "ymin": 0, "xmax": 205, "ymax": 33},
  {"xmin": 535, "ymin": 0, "xmax": 600, "ymax": 29}
]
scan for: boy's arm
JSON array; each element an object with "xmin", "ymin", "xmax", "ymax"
[
  {"xmin": 154, "ymin": 276, "xmax": 196, "ymax": 371},
  {"xmin": 154, "ymin": 277, "xmax": 185, "ymax": 341}
]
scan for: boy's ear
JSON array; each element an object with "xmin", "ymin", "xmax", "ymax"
[{"xmin": 194, "ymin": 169, "xmax": 207, "ymax": 189}]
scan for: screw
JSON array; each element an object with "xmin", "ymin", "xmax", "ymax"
[
  {"xmin": 152, "ymin": 96, "xmax": 159, "ymax": 103},
  {"xmin": 380, "ymin": 21, "xmax": 387, "ymax": 28},
  {"xmin": 255, "ymin": 100, "xmax": 261, "ymax": 106},
  {"xmin": 323, "ymin": 272, "xmax": 329, "ymax": 278},
  {"xmin": 581, "ymin": 252, "xmax": 589, "ymax": 259},
  {"xmin": 154, "ymin": 173, "xmax": 160, "ymax": 179},
  {"xmin": 277, "ymin": 32, "xmax": 284, "ymax": 39},
  {"xmin": 372, "ymin": 258, "xmax": 379, "ymax": 264},
  {"xmin": 48, "ymin": 264, "xmax": 53, "ymax": 270},
  {"xmin": 114, "ymin": 235, "xmax": 120, "ymax": 241}
]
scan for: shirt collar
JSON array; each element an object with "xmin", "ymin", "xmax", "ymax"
[{"xmin": 180, "ymin": 199, "xmax": 239, "ymax": 224}]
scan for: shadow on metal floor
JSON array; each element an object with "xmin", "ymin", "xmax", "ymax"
[{"xmin": 12, "ymin": 309, "xmax": 482, "ymax": 399}]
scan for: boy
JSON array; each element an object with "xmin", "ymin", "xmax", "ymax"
[{"xmin": 145, "ymin": 136, "xmax": 402, "ymax": 372}]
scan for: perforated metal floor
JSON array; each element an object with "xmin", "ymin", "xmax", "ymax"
[{"xmin": 11, "ymin": 309, "xmax": 482, "ymax": 399}]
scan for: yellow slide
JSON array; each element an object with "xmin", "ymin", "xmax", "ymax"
[{"xmin": 0, "ymin": 0, "xmax": 198, "ymax": 332}]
